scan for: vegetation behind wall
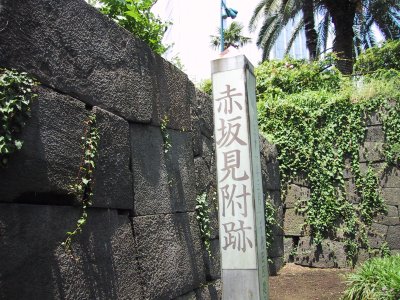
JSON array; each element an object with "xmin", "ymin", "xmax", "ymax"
[{"xmin": 256, "ymin": 41, "xmax": 400, "ymax": 266}]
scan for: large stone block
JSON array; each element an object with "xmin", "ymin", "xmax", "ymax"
[
  {"xmin": 294, "ymin": 237, "xmax": 347, "ymax": 268},
  {"xmin": 132, "ymin": 213, "xmax": 206, "ymax": 299},
  {"xmin": 382, "ymin": 188, "xmax": 400, "ymax": 206},
  {"xmin": 0, "ymin": 0, "xmax": 156, "ymax": 122},
  {"xmin": 380, "ymin": 166, "xmax": 400, "ymax": 188},
  {"xmin": 194, "ymin": 280, "xmax": 222, "ymax": 300},
  {"xmin": 261, "ymin": 160, "xmax": 281, "ymax": 191},
  {"xmin": 365, "ymin": 111, "xmax": 383, "ymax": 126},
  {"xmin": 130, "ymin": 124, "xmax": 196, "ymax": 215},
  {"xmin": 259, "ymin": 136, "xmax": 278, "ymax": 163},
  {"xmin": 201, "ymin": 137, "xmax": 215, "ymax": 171},
  {"xmin": 368, "ymin": 223, "xmax": 388, "ymax": 248},
  {"xmin": 290, "ymin": 172, "xmax": 310, "ymax": 187},
  {"xmin": 359, "ymin": 142, "xmax": 385, "ymax": 162},
  {"xmin": 206, "ymin": 185, "xmax": 220, "ymax": 240},
  {"xmin": 152, "ymin": 58, "xmax": 194, "ymax": 131},
  {"xmin": 92, "ymin": 106, "xmax": 133, "ymax": 209},
  {"xmin": 174, "ymin": 280, "xmax": 221, "ymax": 300},
  {"xmin": 283, "ymin": 237, "xmax": 298, "ymax": 263},
  {"xmin": 269, "ymin": 235, "xmax": 284, "ymax": 258},
  {"xmin": 0, "ymin": 203, "xmax": 142, "ymax": 300},
  {"xmin": 268, "ymin": 256, "xmax": 285, "ymax": 276},
  {"xmin": 386, "ymin": 225, "xmax": 400, "ymax": 249},
  {"xmin": 192, "ymin": 121, "xmax": 203, "ymax": 157},
  {"xmin": 266, "ymin": 191, "xmax": 284, "ymax": 236},
  {"xmin": 266, "ymin": 190, "xmax": 282, "ymax": 208},
  {"xmin": 374, "ymin": 205, "xmax": 400, "ymax": 226},
  {"xmin": 203, "ymin": 239, "xmax": 221, "ymax": 281},
  {"xmin": 344, "ymin": 178, "xmax": 360, "ymax": 204},
  {"xmin": 284, "ymin": 184, "xmax": 310, "ymax": 209},
  {"xmin": 284, "ymin": 208, "xmax": 305, "ymax": 236},
  {"xmin": 194, "ymin": 157, "xmax": 213, "ymax": 195},
  {"xmin": 194, "ymin": 90, "xmax": 214, "ymax": 139},
  {"xmin": 364, "ymin": 125, "xmax": 385, "ymax": 142},
  {"xmin": 0, "ymin": 86, "xmax": 87, "ymax": 204}
]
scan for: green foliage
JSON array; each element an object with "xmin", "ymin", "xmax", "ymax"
[
  {"xmin": 195, "ymin": 193, "xmax": 212, "ymax": 257},
  {"xmin": 169, "ymin": 55, "xmax": 185, "ymax": 72},
  {"xmin": 62, "ymin": 114, "xmax": 100, "ymax": 254},
  {"xmin": 255, "ymin": 56, "xmax": 343, "ymax": 103},
  {"xmin": 257, "ymin": 58, "xmax": 399, "ymax": 262},
  {"xmin": 160, "ymin": 115, "xmax": 171, "ymax": 153},
  {"xmin": 343, "ymin": 255, "xmax": 400, "ymax": 300},
  {"xmin": 94, "ymin": 0, "xmax": 170, "ymax": 55},
  {"xmin": 0, "ymin": 68, "xmax": 36, "ymax": 166},
  {"xmin": 265, "ymin": 196, "xmax": 278, "ymax": 252},
  {"xmin": 354, "ymin": 40, "xmax": 400, "ymax": 75},
  {"xmin": 197, "ymin": 78, "xmax": 212, "ymax": 96}
]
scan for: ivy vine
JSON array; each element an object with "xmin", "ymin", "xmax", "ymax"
[
  {"xmin": 160, "ymin": 115, "xmax": 172, "ymax": 153},
  {"xmin": 0, "ymin": 68, "xmax": 37, "ymax": 166},
  {"xmin": 62, "ymin": 114, "xmax": 100, "ymax": 254},
  {"xmin": 265, "ymin": 195, "xmax": 278, "ymax": 254},
  {"xmin": 256, "ymin": 57, "xmax": 400, "ymax": 264},
  {"xmin": 195, "ymin": 192, "xmax": 212, "ymax": 257}
]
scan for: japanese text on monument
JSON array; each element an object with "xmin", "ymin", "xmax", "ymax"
[{"xmin": 215, "ymin": 84, "xmax": 254, "ymax": 254}]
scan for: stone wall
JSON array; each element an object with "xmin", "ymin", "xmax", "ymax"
[
  {"xmin": 0, "ymin": 0, "xmax": 283, "ymax": 299},
  {"xmin": 283, "ymin": 112, "xmax": 400, "ymax": 268},
  {"xmin": 0, "ymin": 0, "xmax": 212, "ymax": 299}
]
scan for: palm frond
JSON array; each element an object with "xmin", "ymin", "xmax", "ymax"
[
  {"xmin": 316, "ymin": 12, "xmax": 331, "ymax": 57},
  {"xmin": 249, "ymin": 0, "xmax": 280, "ymax": 31},
  {"xmin": 285, "ymin": 18, "xmax": 305, "ymax": 56}
]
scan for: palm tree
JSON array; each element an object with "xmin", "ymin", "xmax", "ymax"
[
  {"xmin": 249, "ymin": 0, "xmax": 320, "ymax": 61},
  {"xmin": 210, "ymin": 21, "xmax": 252, "ymax": 51},
  {"xmin": 250, "ymin": 0, "xmax": 400, "ymax": 74}
]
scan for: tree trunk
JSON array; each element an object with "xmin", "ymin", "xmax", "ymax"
[
  {"xmin": 302, "ymin": 0, "xmax": 318, "ymax": 60},
  {"xmin": 324, "ymin": 0, "xmax": 358, "ymax": 74}
]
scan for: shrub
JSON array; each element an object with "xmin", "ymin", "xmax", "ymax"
[
  {"xmin": 343, "ymin": 255, "xmax": 400, "ymax": 300},
  {"xmin": 197, "ymin": 78, "xmax": 212, "ymax": 96},
  {"xmin": 354, "ymin": 40, "xmax": 400, "ymax": 75},
  {"xmin": 255, "ymin": 56, "xmax": 344, "ymax": 102},
  {"xmin": 91, "ymin": 0, "xmax": 170, "ymax": 55},
  {"xmin": 0, "ymin": 68, "xmax": 37, "ymax": 166}
]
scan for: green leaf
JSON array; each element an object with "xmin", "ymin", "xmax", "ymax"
[{"xmin": 14, "ymin": 140, "xmax": 23, "ymax": 150}]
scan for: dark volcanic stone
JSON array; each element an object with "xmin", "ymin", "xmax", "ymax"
[
  {"xmin": 152, "ymin": 58, "xmax": 195, "ymax": 131},
  {"xmin": 284, "ymin": 208, "xmax": 305, "ymax": 236},
  {"xmin": 386, "ymin": 226, "xmax": 400, "ymax": 249},
  {"xmin": 382, "ymin": 188, "xmax": 400, "ymax": 206},
  {"xmin": 259, "ymin": 136, "xmax": 278, "ymax": 163},
  {"xmin": 195, "ymin": 90, "xmax": 214, "ymax": 139},
  {"xmin": 380, "ymin": 166, "xmax": 400, "ymax": 188},
  {"xmin": 359, "ymin": 142, "xmax": 385, "ymax": 162},
  {"xmin": 0, "ymin": 203, "xmax": 142, "ymax": 300},
  {"xmin": 92, "ymin": 106, "xmax": 133, "ymax": 209},
  {"xmin": 294, "ymin": 237, "xmax": 347, "ymax": 268},
  {"xmin": 130, "ymin": 124, "xmax": 196, "ymax": 215},
  {"xmin": 285, "ymin": 184, "xmax": 310, "ymax": 209},
  {"xmin": 132, "ymin": 212, "xmax": 206, "ymax": 299},
  {"xmin": 203, "ymin": 238, "xmax": 221, "ymax": 281},
  {"xmin": 364, "ymin": 125, "xmax": 385, "ymax": 142},
  {"xmin": 261, "ymin": 160, "xmax": 281, "ymax": 191},
  {"xmin": 0, "ymin": 86, "xmax": 87, "ymax": 205},
  {"xmin": 368, "ymin": 223, "xmax": 388, "ymax": 248},
  {"xmin": 0, "ymin": 0, "xmax": 155, "ymax": 122},
  {"xmin": 194, "ymin": 157, "xmax": 213, "ymax": 195}
]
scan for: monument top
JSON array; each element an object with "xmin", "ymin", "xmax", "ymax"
[{"xmin": 211, "ymin": 50, "xmax": 255, "ymax": 74}]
